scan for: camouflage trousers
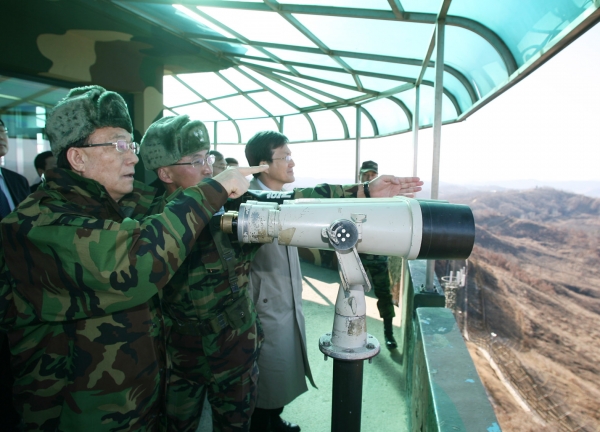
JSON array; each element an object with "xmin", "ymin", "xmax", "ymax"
[
  {"xmin": 361, "ymin": 256, "xmax": 396, "ymax": 320},
  {"xmin": 165, "ymin": 317, "xmax": 263, "ymax": 432}
]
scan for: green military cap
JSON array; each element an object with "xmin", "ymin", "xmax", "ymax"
[
  {"xmin": 359, "ymin": 160, "xmax": 378, "ymax": 174},
  {"xmin": 46, "ymin": 85, "xmax": 132, "ymax": 156},
  {"xmin": 140, "ymin": 115, "xmax": 210, "ymax": 171}
]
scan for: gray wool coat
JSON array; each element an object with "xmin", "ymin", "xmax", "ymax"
[{"xmin": 248, "ymin": 178, "xmax": 316, "ymax": 409}]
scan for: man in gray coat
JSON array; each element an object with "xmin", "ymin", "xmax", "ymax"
[{"xmin": 245, "ymin": 131, "xmax": 312, "ymax": 432}]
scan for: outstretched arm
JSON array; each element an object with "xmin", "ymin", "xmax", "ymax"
[{"xmin": 358, "ymin": 175, "xmax": 423, "ymax": 198}]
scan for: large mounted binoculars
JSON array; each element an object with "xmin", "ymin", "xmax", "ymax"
[
  {"xmin": 223, "ymin": 195, "xmax": 475, "ymax": 432},
  {"xmin": 221, "ymin": 196, "xmax": 475, "ymax": 260}
]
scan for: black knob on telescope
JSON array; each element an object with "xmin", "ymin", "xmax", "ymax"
[{"xmin": 417, "ymin": 201, "xmax": 475, "ymax": 260}]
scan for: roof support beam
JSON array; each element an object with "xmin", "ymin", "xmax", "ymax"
[
  {"xmin": 411, "ymin": 86, "xmax": 420, "ymax": 177},
  {"xmin": 387, "ymin": 0, "xmax": 405, "ymax": 20},
  {"xmin": 425, "ymin": 11, "xmax": 448, "ymax": 293},
  {"xmin": 355, "ymin": 106, "xmax": 361, "ymax": 183}
]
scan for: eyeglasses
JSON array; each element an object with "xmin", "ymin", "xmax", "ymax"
[
  {"xmin": 0, "ymin": 127, "xmax": 8, "ymax": 135},
  {"xmin": 82, "ymin": 140, "xmax": 140, "ymax": 155},
  {"xmin": 170, "ymin": 154, "xmax": 216, "ymax": 168},
  {"xmin": 272, "ymin": 155, "xmax": 293, "ymax": 163}
]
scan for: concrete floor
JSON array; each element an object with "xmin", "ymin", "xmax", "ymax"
[{"xmin": 198, "ymin": 262, "xmax": 408, "ymax": 431}]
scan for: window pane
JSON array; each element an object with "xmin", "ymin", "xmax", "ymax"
[
  {"xmin": 171, "ymin": 102, "xmax": 227, "ymax": 122},
  {"xmin": 283, "ymin": 114, "xmax": 313, "ymax": 142},
  {"xmin": 308, "ymin": 110, "xmax": 345, "ymax": 140},
  {"xmin": 211, "ymin": 95, "xmax": 268, "ymax": 119},
  {"xmin": 362, "ymin": 98, "xmax": 410, "ymax": 135},
  {"xmin": 178, "ymin": 72, "xmax": 237, "ymax": 100},
  {"xmin": 216, "ymin": 121, "xmax": 240, "ymax": 144},
  {"xmin": 248, "ymin": 92, "xmax": 299, "ymax": 116},
  {"xmin": 295, "ymin": 14, "xmax": 433, "ymax": 59},
  {"xmin": 197, "ymin": 6, "xmax": 315, "ymax": 47},
  {"xmin": 163, "ymin": 75, "xmax": 201, "ymax": 107},
  {"xmin": 219, "ymin": 68, "xmax": 262, "ymax": 92},
  {"xmin": 237, "ymin": 118, "xmax": 280, "ymax": 143}
]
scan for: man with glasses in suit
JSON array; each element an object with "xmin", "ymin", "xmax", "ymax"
[{"xmin": 0, "ymin": 119, "xmax": 29, "ymax": 219}]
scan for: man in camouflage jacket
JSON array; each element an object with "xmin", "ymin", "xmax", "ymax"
[
  {"xmin": 0, "ymin": 87, "xmax": 262, "ymax": 431},
  {"xmin": 140, "ymin": 116, "xmax": 424, "ymax": 432}
]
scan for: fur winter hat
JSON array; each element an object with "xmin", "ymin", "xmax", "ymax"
[
  {"xmin": 46, "ymin": 86, "xmax": 132, "ymax": 156},
  {"xmin": 140, "ymin": 115, "xmax": 210, "ymax": 171}
]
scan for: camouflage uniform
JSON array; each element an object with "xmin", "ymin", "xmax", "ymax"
[
  {"xmin": 359, "ymin": 254, "xmax": 395, "ymax": 320},
  {"xmin": 0, "ymin": 168, "xmax": 228, "ymax": 431},
  {"xmin": 162, "ymin": 183, "xmax": 360, "ymax": 432}
]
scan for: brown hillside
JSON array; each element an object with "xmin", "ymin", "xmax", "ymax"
[{"xmin": 440, "ymin": 187, "xmax": 600, "ymax": 431}]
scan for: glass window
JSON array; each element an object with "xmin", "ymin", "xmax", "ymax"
[
  {"xmin": 362, "ymin": 98, "xmax": 410, "ymax": 135},
  {"xmin": 360, "ymin": 111, "xmax": 375, "ymax": 137},
  {"xmin": 264, "ymin": 48, "xmax": 340, "ymax": 68},
  {"xmin": 335, "ymin": 108, "xmax": 374, "ymax": 138},
  {"xmin": 216, "ymin": 121, "xmax": 240, "ymax": 144},
  {"xmin": 237, "ymin": 118, "xmax": 280, "ymax": 143},
  {"xmin": 239, "ymin": 58, "xmax": 291, "ymax": 72},
  {"xmin": 294, "ymin": 14, "xmax": 433, "ymax": 59},
  {"xmin": 358, "ymin": 76, "xmax": 407, "ymax": 92},
  {"xmin": 282, "ymin": 114, "xmax": 314, "ymax": 142},
  {"xmin": 294, "ymin": 67, "xmax": 357, "ymax": 87},
  {"xmin": 395, "ymin": 86, "xmax": 457, "ymax": 127},
  {"xmin": 171, "ymin": 102, "xmax": 228, "ymax": 122},
  {"xmin": 278, "ymin": 80, "xmax": 337, "ymax": 104},
  {"xmin": 211, "ymin": 95, "xmax": 268, "ymax": 119},
  {"xmin": 163, "ymin": 75, "xmax": 201, "ymax": 108},
  {"xmin": 178, "ymin": 72, "xmax": 237, "ymax": 100},
  {"xmin": 197, "ymin": 6, "xmax": 315, "ymax": 47},
  {"xmin": 421, "ymin": 69, "xmax": 474, "ymax": 114},
  {"xmin": 343, "ymin": 58, "xmax": 422, "ymax": 79},
  {"xmin": 248, "ymin": 92, "xmax": 299, "ymax": 116},
  {"xmin": 308, "ymin": 110, "xmax": 345, "ymax": 141},
  {"xmin": 219, "ymin": 68, "xmax": 263, "ymax": 92},
  {"xmin": 281, "ymin": 75, "xmax": 364, "ymax": 100},
  {"xmin": 240, "ymin": 67, "xmax": 317, "ymax": 108},
  {"xmin": 444, "ymin": 26, "xmax": 507, "ymax": 97},
  {"xmin": 278, "ymin": 0, "xmax": 391, "ymax": 9},
  {"xmin": 338, "ymin": 106, "xmax": 358, "ymax": 139}
]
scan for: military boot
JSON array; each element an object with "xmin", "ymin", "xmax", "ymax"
[{"xmin": 383, "ymin": 318, "xmax": 398, "ymax": 350}]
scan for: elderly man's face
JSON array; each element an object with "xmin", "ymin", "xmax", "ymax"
[
  {"xmin": 78, "ymin": 127, "xmax": 138, "ymax": 202},
  {"xmin": 0, "ymin": 124, "xmax": 8, "ymax": 158},
  {"xmin": 360, "ymin": 170, "xmax": 377, "ymax": 182},
  {"xmin": 162, "ymin": 149, "xmax": 213, "ymax": 189}
]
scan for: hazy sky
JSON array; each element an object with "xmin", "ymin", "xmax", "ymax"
[{"xmin": 219, "ymin": 22, "xmax": 600, "ymax": 188}]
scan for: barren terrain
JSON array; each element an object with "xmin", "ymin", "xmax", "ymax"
[{"xmin": 441, "ymin": 187, "xmax": 600, "ymax": 431}]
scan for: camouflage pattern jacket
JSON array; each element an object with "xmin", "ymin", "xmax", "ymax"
[
  {"xmin": 159, "ymin": 183, "xmax": 361, "ymax": 382},
  {"xmin": 0, "ymin": 168, "xmax": 227, "ymax": 431}
]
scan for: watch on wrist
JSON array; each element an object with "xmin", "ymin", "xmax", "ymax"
[{"xmin": 363, "ymin": 181, "xmax": 371, "ymax": 198}]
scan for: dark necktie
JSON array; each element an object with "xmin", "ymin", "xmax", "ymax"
[{"xmin": 0, "ymin": 187, "xmax": 11, "ymax": 218}]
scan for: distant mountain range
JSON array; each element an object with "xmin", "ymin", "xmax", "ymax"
[
  {"xmin": 439, "ymin": 187, "xmax": 600, "ymax": 431},
  {"xmin": 291, "ymin": 177, "xmax": 600, "ymax": 199},
  {"xmin": 422, "ymin": 180, "xmax": 600, "ymax": 199}
]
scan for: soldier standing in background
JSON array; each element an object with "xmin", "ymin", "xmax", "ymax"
[
  {"xmin": 359, "ymin": 160, "xmax": 398, "ymax": 349},
  {"xmin": 210, "ymin": 149, "xmax": 227, "ymax": 175}
]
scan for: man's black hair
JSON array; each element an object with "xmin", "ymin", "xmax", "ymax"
[
  {"xmin": 245, "ymin": 131, "xmax": 288, "ymax": 178},
  {"xmin": 225, "ymin": 157, "xmax": 238, "ymax": 165},
  {"xmin": 34, "ymin": 151, "xmax": 54, "ymax": 171},
  {"xmin": 208, "ymin": 149, "xmax": 224, "ymax": 160}
]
